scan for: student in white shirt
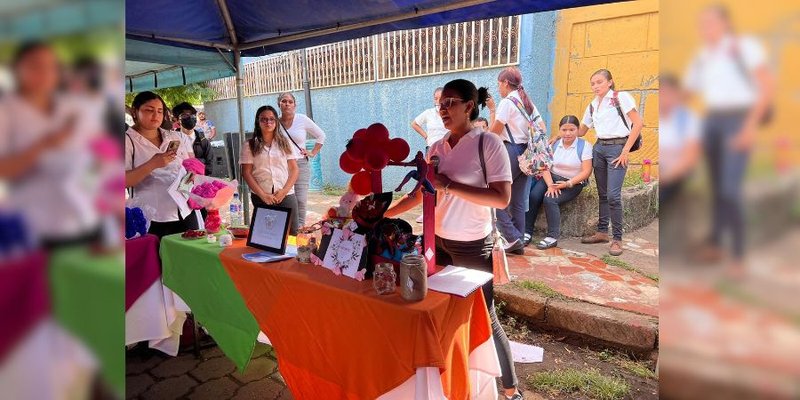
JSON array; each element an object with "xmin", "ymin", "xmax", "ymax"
[
  {"xmin": 277, "ymin": 92, "xmax": 326, "ymax": 228},
  {"xmin": 488, "ymin": 66, "xmax": 547, "ymax": 254},
  {"xmin": 385, "ymin": 79, "xmax": 522, "ymax": 400},
  {"xmin": 658, "ymin": 74, "xmax": 701, "ymax": 206},
  {"xmin": 411, "ymin": 87, "xmax": 447, "ymax": 149},
  {"xmin": 241, "ymin": 105, "xmax": 301, "ymax": 235},
  {"xmin": 125, "ymin": 91, "xmax": 198, "ymax": 238},
  {"xmin": 576, "ymin": 69, "xmax": 643, "ymax": 256},
  {"xmin": 683, "ymin": 5, "xmax": 774, "ymax": 266},
  {"xmin": 528, "ymin": 116, "xmax": 593, "ymax": 249}
]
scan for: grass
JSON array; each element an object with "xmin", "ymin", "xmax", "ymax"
[
  {"xmin": 321, "ymin": 184, "xmax": 346, "ymax": 197},
  {"xmin": 516, "ymin": 280, "xmax": 566, "ymax": 299},
  {"xmin": 596, "ymin": 349, "xmax": 656, "ymax": 380},
  {"xmin": 600, "ymin": 254, "xmax": 659, "ymax": 283},
  {"xmin": 528, "ymin": 368, "xmax": 630, "ymax": 400},
  {"xmin": 622, "ymin": 171, "xmax": 645, "ymax": 188}
]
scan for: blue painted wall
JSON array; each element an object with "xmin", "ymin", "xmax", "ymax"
[{"xmin": 204, "ymin": 11, "xmax": 557, "ymax": 191}]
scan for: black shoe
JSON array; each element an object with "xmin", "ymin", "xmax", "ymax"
[
  {"xmin": 522, "ymin": 233, "xmax": 532, "ymax": 246},
  {"xmin": 504, "ymin": 239, "xmax": 525, "ymax": 255}
]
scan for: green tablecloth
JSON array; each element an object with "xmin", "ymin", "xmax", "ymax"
[
  {"xmin": 50, "ymin": 247, "xmax": 124, "ymax": 397},
  {"xmin": 159, "ymin": 234, "xmax": 259, "ymax": 372}
]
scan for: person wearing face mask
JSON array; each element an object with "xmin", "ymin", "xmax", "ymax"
[
  {"xmin": 172, "ymin": 102, "xmax": 213, "ymax": 176},
  {"xmin": 385, "ymin": 79, "xmax": 523, "ymax": 400}
]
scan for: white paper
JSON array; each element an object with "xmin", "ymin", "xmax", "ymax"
[
  {"xmin": 509, "ymin": 340, "xmax": 544, "ymax": 363},
  {"xmin": 427, "ymin": 265, "xmax": 493, "ymax": 297},
  {"xmin": 241, "ymin": 246, "xmax": 297, "ymax": 263},
  {"xmin": 167, "ymin": 166, "xmax": 193, "ymax": 218},
  {"xmin": 321, "ymin": 229, "xmax": 366, "ymax": 279}
]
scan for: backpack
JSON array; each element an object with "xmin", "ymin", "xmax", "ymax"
[
  {"xmin": 505, "ymin": 96, "xmax": 553, "ymax": 177},
  {"xmin": 552, "ymin": 137, "xmax": 586, "ymax": 160},
  {"xmin": 589, "ymin": 90, "xmax": 642, "ymax": 152}
]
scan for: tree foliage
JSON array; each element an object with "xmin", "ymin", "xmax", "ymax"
[{"xmin": 125, "ymin": 82, "xmax": 218, "ymax": 110}]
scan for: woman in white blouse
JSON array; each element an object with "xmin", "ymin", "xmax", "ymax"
[
  {"xmin": 530, "ymin": 116, "xmax": 593, "ymax": 249},
  {"xmin": 277, "ymin": 92, "xmax": 326, "ymax": 228},
  {"xmin": 575, "ymin": 69, "xmax": 643, "ymax": 256},
  {"xmin": 241, "ymin": 105, "xmax": 301, "ymax": 235},
  {"xmin": 125, "ymin": 91, "xmax": 198, "ymax": 237}
]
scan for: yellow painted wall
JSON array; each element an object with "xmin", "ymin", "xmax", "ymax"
[
  {"xmin": 551, "ymin": 0, "xmax": 659, "ymax": 165},
  {"xmin": 661, "ymin": 0, "xmax": 800, "ymax": 170}
]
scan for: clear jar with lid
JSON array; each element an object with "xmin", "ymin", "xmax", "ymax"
[
  {"xmin": 399, "ymin": 254, "xmax": 427, "ymax": 302},
  {"xmin": 373, "ymin": 263, "xmax": 396, "ymax": 295}
]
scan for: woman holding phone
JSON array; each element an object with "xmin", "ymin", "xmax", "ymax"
[{"xmin": 125, "ymin": 91, "xmax": 198, "ymax": 237}]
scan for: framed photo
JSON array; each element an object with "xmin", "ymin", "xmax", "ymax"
[
  {"xmin": 246, "ymin": 205, "xmax": 292, "ymax": 254},
  {"xmin": 318, "ymin": 227, "xmax": 367, "ymax": 279}
]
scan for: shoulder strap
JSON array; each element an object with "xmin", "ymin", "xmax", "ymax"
[
  {"xmin": 279, "ymin": 121, "xmax": 306, "ymax": 155},
  {"xmin": 612, "ymin": 91, "xmax": 630, "ymax": 131},
  {"xmin": 503, "ymin": 124, "xmax": 516, "ymax": 144},
  {"xmin": 576, "ymin": 138, "xmax": 585, "ymax": 159},
  {"xmin": 126, "ymin": 133, "xmax": 135, "ymax": 168},
  {"xmin": 478, "ymin": 132, "xmax": 486, "ymax": 187},
  {"xmin": 731, "ymin": 40, "xmax": 756, "ymax": 88}
]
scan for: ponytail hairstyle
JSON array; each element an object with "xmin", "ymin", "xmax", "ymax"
[
  {"xmin": 558, "ymin": 115, "xmax": 581, "ymax": 128},
  {"xmin": 497, "ymin": 66, "xmax": 534, "ymax": 116},
  {"xmin": 591, "ymin": 69, "xmax": 616, "ymax": 91},
  {"xmin": 442, "ymin": 79, "xmax": 488, "ymax": 121}
]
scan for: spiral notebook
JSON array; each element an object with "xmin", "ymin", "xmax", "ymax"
[{"xmin": 427, "ymin": 265, "xmax": 493, "ymax": 297}]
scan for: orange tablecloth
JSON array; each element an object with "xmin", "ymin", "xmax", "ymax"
[{"xmin": 219, "ymin": 243, "xmax": 493, "ymax": 400}]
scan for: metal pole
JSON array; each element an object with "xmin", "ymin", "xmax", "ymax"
[
  {"xmin": 301, "ymin": 49, "xmax": 313, "ymax": 118},
  {"xmin": 234, "ymin": 49, "xmax": 250, "ymax": 224}
]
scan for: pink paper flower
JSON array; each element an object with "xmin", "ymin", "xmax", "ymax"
[
  {"xmin": 182, "ymin": 158, "xmax": 206, "ymax": 175},
  {"xmin": 354, "ymin": 269, "xmax": 366, "ymax": 281},
  {"xmin": 332, "ymin": 266, "xmax": 342, "ymax": 276},
  {"xmin": 310, "ymin": 253, "xmax": 324, "ymax": 266}
]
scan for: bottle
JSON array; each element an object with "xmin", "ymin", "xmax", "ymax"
[{"xmin": 230, "ymin": 193, "xmax": 244, "ymax": 227}]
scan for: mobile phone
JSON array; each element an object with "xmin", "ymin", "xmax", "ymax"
[{"xmin": 167, "ymin": 139, "xmax": 180, "ymax": 152}]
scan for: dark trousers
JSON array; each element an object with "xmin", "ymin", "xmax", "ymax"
[
  {"xmin": 525, "ymin": 177, "xmax": 548, "ymax": 237},
  {"xmin": 704, "ymin": 111, "xmax": 750, "ymax": 259},
  {"xmin": 251, "ymin": 193, "xmax": 299, "ymax": 235},
  {"xmin": 543, "ymin": 180, "xmax": 585, "ymax": 239},
  {"xmin": 593, "ymin": 143, "xmax": 627, "ymax": 240},
  {"xmin": 148, "ymin": 210, "xmax": 199, "ymax": 238},
  {"xmin": 496, "ymin": 142, "xmax": 530, "ymax": 242},
  {"xmin": 435, "ymin": 235, "xmax": 518, "ymax": 390}
]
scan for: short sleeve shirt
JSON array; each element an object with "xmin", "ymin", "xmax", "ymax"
[
  {"xmin": 581, "ymin": 90, "xmax": 637, "ymax": 139},
  {"xmin": 494, "ymin": 90, "xmax": 542, "ymax": 144},
  {"xmin": 428, "ymin": 128, "xmax": 512, "ymax": 241},
  {"xmin": 239, "ymin": 140, "xmax": 302, "ymax": 195},
  {"xmin": 551, "ymin": 138, "xmax": 593, "ymax": 179},
  {"xmin": 413, "ymin": 107, "xmax": 447, "ymax": 146},
  {"xmin": 282, "ymin": 113, "xmax": 326, "ymax": 152}
]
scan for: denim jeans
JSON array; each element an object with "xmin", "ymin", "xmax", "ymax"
[
  {"xmin": 525, "ymin": 177, "xmax": 548, "ymax": 237},
  {"xmin": 593, "ymin": 143, "xmax": 627, "ymax": 240},
  {"xmin": 704, "ymin": 111, "xmax": 750, "ymax": 259},
  {"xmin": 251, "ymin": 193, "xmax": 299, "ymax": 235},
  {"xmin": 435, "ymin": 235, "xmax": 518, "ymax": 390},
  {"xmin": 496, "ymin": 142, "xmax": 530, "ymax": 243},
  {"xmin": 294, "ymin": 158, "xmax": 310, "ymax": 227},
  {"xmin": 543, "ymin": 182, "xmax": 585, "ymax": 239}
]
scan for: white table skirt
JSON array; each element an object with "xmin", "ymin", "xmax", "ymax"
[{"xmin": 125, "ymin": 281, "xmax": 188, "ymax": 356}]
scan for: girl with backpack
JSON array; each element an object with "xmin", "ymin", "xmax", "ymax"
[
  {"xmin": 487, "ymin": 67, "xmax": 547, "ymax": 254},
  {"xmin": 576, "ymin": 69, "xmax": 643, "ymax": 256},
  {"xmin": 528, "ymin": 116, "xmax": 593, "ymax": 249}
]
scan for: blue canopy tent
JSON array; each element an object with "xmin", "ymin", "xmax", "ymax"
[{"xmin": 125, "ymin": 0, "xmax": 625, "ymax": 219}]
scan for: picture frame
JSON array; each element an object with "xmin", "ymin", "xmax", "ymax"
[{"xmin": 246, "ymin": 205, "xmax": 292, "ymax": 254}]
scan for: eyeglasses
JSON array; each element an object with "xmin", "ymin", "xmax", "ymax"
[
  {"xmin": 437, "ymin": 97, "xmax": 466, "ymax": 110},
  {"xmin": 259, "ymin": 117, "xmax": 277, "ymax": 124}
]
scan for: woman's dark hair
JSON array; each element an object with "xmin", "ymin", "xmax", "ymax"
[
  {"xmin": 130, "ymin": 91, "xmax": 168, "ymax": 127},
  {"xmin": 12, "ymin": 41, "xmax": 52, "ymax": 68},
  {"xmin": 497, "ymin": 66, "xmax": 535, "ymax": 115},
  {"xmin": 250, "ymin": 105, "xmax": 291, "ymax": 156},
  {"xmin": 442, "ymin": 79, "xmax": 488, "ymax": 121},
  {"xmin": 559, "ymin": 115, "xmax": 581, "ymax": 128},
  {"xmin": 591, "ymin": 69, "xmax": 616, "ymax": 90}
]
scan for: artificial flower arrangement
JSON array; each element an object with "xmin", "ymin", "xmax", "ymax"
[{"xmin": 180, "ymin": 159, "xmax": 238, "ymax": 233}]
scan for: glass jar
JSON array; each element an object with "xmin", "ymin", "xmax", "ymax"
[
  {"xmin": 296, "ymin": 231, "xmax": 311, "ymax": 263},
  {"xmin": 399, "ymin": 254, "xmax": 427, "ymax": 302},
  {"xmin": 373, "ymin": 263, "xmax": 396, "ymax": 295}
]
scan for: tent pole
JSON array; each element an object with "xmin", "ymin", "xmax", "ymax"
[
  {"xmin": 234, "ymin": 48, "xmax": 250, "ymax": 224},
  {"xmin": 301, "ymin": 49, "xmax": 313, "ymax": 119}
]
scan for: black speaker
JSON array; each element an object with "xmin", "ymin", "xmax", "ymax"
[
  {"xmin": 223, "ymin": 131, "xmax": 253, "ymax": 181},
  {"xmin": 208, "ymin": 142, "xmax": 231, "ymax": 179}
]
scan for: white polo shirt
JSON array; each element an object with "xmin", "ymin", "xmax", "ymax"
[
  {"xmin": 239, "ymin": 140, "xmax": 302, "ymax": 195},
  {"xmin": 282, "ymin": 113, "xmax": 326, "ymax": 153},
  {"xmin": 551, "ymin": 138, "xmax": 592, "ymax": 179},
  {"xmin": 495, "ymin": 90, "xmax": 543, "ymax": 144},
  {"xmin": 414, "ymin": 107, "xmax": 447, "ymax": 147},
  {"xmin": 125, "ymin": 127, "xmax": 193, "ymax": 222},
  {"xmin": 684, "ymin": 34, "xmax": 767, "ymax": 110},
  {"xmin": 428, "ymin": 128, "xmax": 512, "ymax": 241},
  {"xmin": 659, "ymin": 106, "xmax": 701, "ymax": 174},
  {"xmin": 581, "ymin": 89, "xmax": 637, "ymax": 139}
]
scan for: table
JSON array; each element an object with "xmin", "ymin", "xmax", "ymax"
[
  {"xmin": 0, "ymin": 251, "xmax": 49, "ymax": 363},
  {"xmin": 220, "ymin": 243, "xmax": 501, "ymax": 399},
  {"xmin": 159, "ymin": 234, "xmax": 260, "ymax": 371},
  {"xmin": 50, "ymin": 246, "xmax": 124, "ymax": 397},
  {"xmin": 125, "ymin": 234, "xmax": 187, "ymax": 355}
]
